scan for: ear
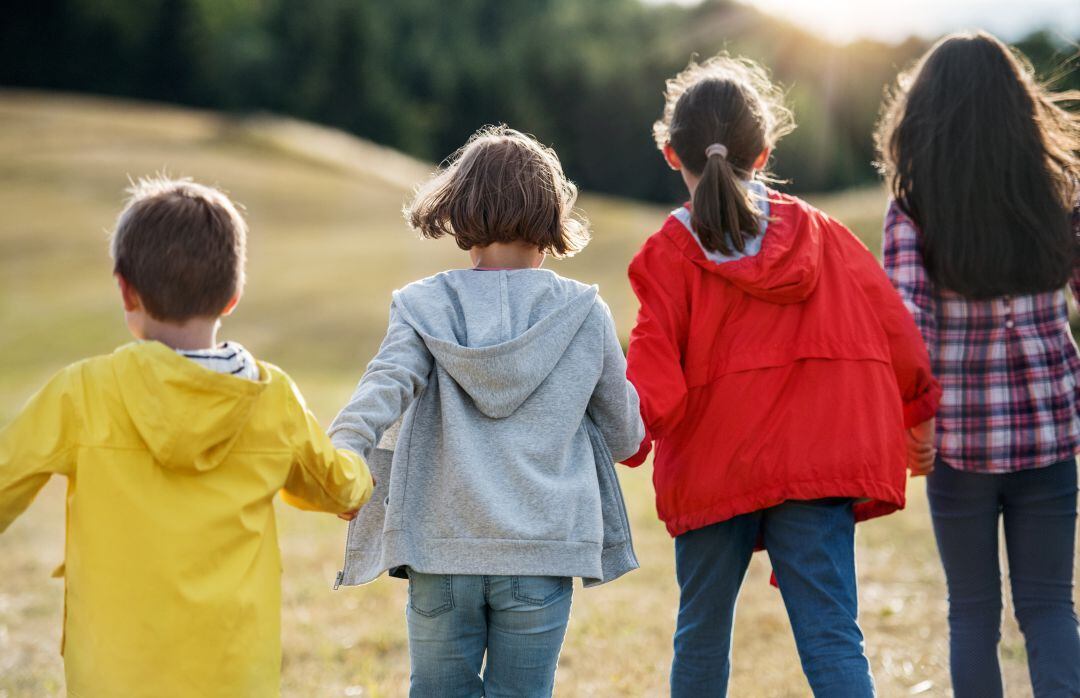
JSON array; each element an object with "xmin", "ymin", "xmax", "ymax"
[
  {"xmin": 116, "ymin": 274, "xmax": 141, "ymax": 312},
  {"xmin": 220, "ymin": 293, "xmax": 242, "ymax": 317},
  {"xmin": 752, "ymin": 148, "xmax": 771, "ymax": 171},
  {"xmin": 662, "ymin": 143, "xmax": 683, "ymax": 172}
]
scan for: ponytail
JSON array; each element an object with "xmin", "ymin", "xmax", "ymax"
[
  {"xmin": 655, "ymin": 55, "xmax": 795, "ymax": 257},
  {"xmin": 692, "ymin": 149, "xmax": 763, "ymax": 256}
]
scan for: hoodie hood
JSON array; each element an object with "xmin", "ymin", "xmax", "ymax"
[
  {"xmin": 113, "ymin": 341, "xmax": 268, "ymax": 472},
  {"xmin": 392, "ymin": 269, "xmax": 599, "ymax": 419},
  {"xmin": 673, "ymin": 191, "xmax": 823, "ymax": 304}
]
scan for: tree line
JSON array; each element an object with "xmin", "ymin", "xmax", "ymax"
[{"xmin": 1, "ymin": 0, "xmax": 1075, "ymax": 201}]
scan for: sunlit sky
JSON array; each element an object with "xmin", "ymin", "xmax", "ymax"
[{"xmin": 650, "ymin": 0, "xmax": 1080, "ymax": 44}]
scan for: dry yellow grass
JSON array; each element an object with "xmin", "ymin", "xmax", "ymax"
[{"xmin": 0, "ymin": 90, "xmax": 1074, "ymax": 697}]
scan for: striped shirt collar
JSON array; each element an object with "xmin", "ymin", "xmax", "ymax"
[{"xmin": 177, "ymin": 341, "xmax": 260, "ymax": 381}]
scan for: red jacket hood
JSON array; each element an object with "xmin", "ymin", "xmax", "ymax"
[{"xmin": 670, "ymin": 192, "xmax": 823, "ymax": 304}]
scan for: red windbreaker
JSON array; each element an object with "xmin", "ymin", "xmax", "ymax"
[{"xmin": 625, "ymin": 192, "xmax": 941, "ymax": 537}]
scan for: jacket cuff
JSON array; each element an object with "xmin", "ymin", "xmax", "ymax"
[
  {"xmin": 620, "ymin": 429, "xmax": 653, "ymax": 467},
  {"xmin": 903, "ymin": 382, "xmax": 942, "ymax": 429}
]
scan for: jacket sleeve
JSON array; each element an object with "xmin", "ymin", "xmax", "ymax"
[
  {"xmin": 624, "ymin": 240, "xmax": 691, "ymax": 465},
  {"xmin": 328, "ymin": 299, "xmax": 434, "ymax": 461},
  {"xmin": 0, "ymin": 367, "xmax": 78, "ymax": 534},
  {"xmin": 843, "ymin": 214, "xmax": 939, "ymax": 428},
  {"xmin": 586, "ymin": 300, "xmax": 646, "ymax": 463},
  {"xmin": 281, "ymin": 375, "xmax": 374, "ymax": 514}
]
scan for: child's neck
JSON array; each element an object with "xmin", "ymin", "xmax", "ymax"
[
  {"xmin": 140, "ymin": 316, "xmax": 220, "ymax": 351},
  {"xmin": 469, "ymin": 242, "xmax": 545, "ymax": 270}
]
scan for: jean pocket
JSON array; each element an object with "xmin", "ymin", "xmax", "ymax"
[
  {"xmin": 408, "ymin": 572, "xmax": 454, "ymax": 618},
  {"xmin": 511, "ymin": 576, "xmax": 572, "ymax": 606}
]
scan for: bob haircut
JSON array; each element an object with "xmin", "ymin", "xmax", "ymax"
[
  {"xmin": 875, "ymin": 31, "xmax": 1079, "ymax": 298},
  {"xmin": 404, "ymin": 125, "xmax": 589, "ymax": 258}
]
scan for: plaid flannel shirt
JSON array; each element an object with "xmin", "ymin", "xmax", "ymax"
[{"xmin": 882, "ymin": 200, "xmax": 1080, "ymax": 473}]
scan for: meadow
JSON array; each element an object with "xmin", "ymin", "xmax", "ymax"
[{"xmin": 0, "ymin": 90, "xmax": 1074, "ymax": 697}]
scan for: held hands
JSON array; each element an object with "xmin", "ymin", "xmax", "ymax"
[
  {"xmin": 906, "ymin": 418, "xmax": 936, "ymax": 477},
  {"xmin": 337, "ymin": 476, "xmax": 376, "ymax": 521}
]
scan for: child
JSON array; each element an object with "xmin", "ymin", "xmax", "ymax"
[
  {"xmin": 328, "ymin": 125, "xmax": 644, "ymax": 697},
  {"xmin": 0, "ymin": 177, "xmax": 373, "ymax": 697},
  {"xmin": 877, "ymin": 31, "xmax": 1080, "ymax": 698},
  {"xmin": 623, "ymin": 55, "xmax": 941, "ymax": 697}
]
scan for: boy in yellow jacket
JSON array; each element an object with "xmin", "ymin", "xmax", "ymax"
[{"xmin": 0, "ymin": 177, "xmax": 373, "ymax": 697}]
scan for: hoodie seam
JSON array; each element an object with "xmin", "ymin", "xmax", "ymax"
[
  {"xmin": 399, "ymin": 288, "xmax": 601, "ymax": 360},
  {"xmin": 423, "ymin": 536, "xmax": 603, "ymax": 545},
  {"xmin": 499, "ymin": 272, "xmax": 511, "ymax": 340}
]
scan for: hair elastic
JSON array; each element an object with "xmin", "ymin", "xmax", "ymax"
[{"xmin": 705, "ymin": 143, "xmax": 728, "ymax": 159}]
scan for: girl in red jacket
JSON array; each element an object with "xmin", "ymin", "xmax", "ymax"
[{"xmin": 624, "ymin": 55, "xmax": 941, "ymax": 697}]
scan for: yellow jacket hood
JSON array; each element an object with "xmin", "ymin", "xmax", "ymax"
[{"xmin": 113, "ymin": 342, "xmax": 268, "ymax": 472}]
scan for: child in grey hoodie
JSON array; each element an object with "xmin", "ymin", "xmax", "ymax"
[{"xmin": 329, "ymin": 126, "xmax": 645, "ymax": 697}]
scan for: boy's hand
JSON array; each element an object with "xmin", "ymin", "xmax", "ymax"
[
  {"xmin": 906, "ymin": 418, "xmax": 936, "ymax": 477},
  {"xmin": 337, "ymin": 476, "xmax": 375, "ymax": 520}
]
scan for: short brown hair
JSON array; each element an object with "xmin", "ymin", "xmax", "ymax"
[
  {"xmin": 404, "ymin": 125, "xmax": 589, "ymax": 257},
  {"xmin": 111, "ymin": 176, "xmax": 247, "ymax": 321},
  {"xmin": 654, "ymin": 55, "xmax": 795, "ymax": 256}
]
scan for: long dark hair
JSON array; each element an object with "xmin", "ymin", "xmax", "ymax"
[
  {"xmin": 876, "ymin": 31, "xmax": 1079, "ymax": 298},
  {"xmin": 654, "ymin": 55, "xmax": 795, "ymax": 256}
]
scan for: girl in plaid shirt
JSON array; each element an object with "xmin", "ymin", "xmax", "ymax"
[{"xmin": 877, "ymin": 32, "xmax": 1080, "ymax": 698}]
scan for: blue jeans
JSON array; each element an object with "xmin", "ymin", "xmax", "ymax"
[
  {"xmin": 406, "ymin": 571, "xmax": 573, "ymax": 697},
  {"xmin": 671, "ymin": 498, "xmax": 875, "ymax": 698},
  {"xmin": 927, "ymin": 458, "xmax": 1080, "ymax": 698}
]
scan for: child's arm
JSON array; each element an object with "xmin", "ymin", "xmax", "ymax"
[
  {"xmin": 852, "ymin": 216, "xmax": 941, "ymax": 428},
  {"xmin": 882, "ymin": 204, "xmax": 938, "ymax": 358},
  {"xmin": 624, "ymin": 242, "xmax": 691, "ymax": 464},
  {"xmin": 586, "ymin": 300, "xmax": 646, "ymax": 463},
  {"xmin": 280, "ymin": 376, "xmax": 374, "ymax": 514},
  {"xmin": 1068, "ymin": 203, "xmax": 1080, "ymax": 306},
  {"xmin": 0, "ymin": 368, "xmax": 78, "ymax": 533},
  {"xmin": 328, "ymin": 300, "xmax": 434, "ymax": 461}
]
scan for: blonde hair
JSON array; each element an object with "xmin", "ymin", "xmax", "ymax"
[
  {"xmin": 654, "ymin": 55, "xmax": 795, "ymax": 256},
  {"xmin": 405, "ymin": 125, "xmax": 589, "ymax": 258}
]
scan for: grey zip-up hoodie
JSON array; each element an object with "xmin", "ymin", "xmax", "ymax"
[{"xmin": 329, "ymin": 268, "xmax": 644, "ymax": 586}]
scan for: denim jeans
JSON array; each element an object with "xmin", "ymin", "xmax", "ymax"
[
  {"xmin": 927, "ymin": 458, "xmax": 1080, "ymax": 698},
  {"xmin": 671, "ymin": 498, "xmax": 875, "ymax": 698},
  {"xmin": 406, "ymin": 571, "xmax": 573, "ymax": 697}
]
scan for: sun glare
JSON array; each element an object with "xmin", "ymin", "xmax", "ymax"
[{"xmin": 736, "ymin": 0, "xmax": 1080, "ymax": 44}]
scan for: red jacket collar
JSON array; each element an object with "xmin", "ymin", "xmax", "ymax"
[{"xmin": 661, "ymin": 191, "xmax": 823, "ymax": 304}]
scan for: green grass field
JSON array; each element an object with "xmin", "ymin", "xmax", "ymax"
[{"xmin": 0, "ymin": 90, "xmax": 1073, "ymax": 697}]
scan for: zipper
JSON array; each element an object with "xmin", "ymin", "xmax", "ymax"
[{"xmin": 333, "ymin": 516, "xmax": 352, "ymax": 591}]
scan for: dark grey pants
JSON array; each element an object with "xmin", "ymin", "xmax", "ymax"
[{"xmin": 928, "ymin": 458, "xmax": 1080, "ymax": 698}]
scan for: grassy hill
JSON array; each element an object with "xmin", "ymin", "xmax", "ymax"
[{"xmin": 0, "ymin": 91, "xmax": 1061, "ymax": 697}]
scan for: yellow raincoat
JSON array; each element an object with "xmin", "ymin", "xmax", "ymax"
[{"xmin": 0, "ymin": 341, "xmax": 373, "ymax": 697}]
